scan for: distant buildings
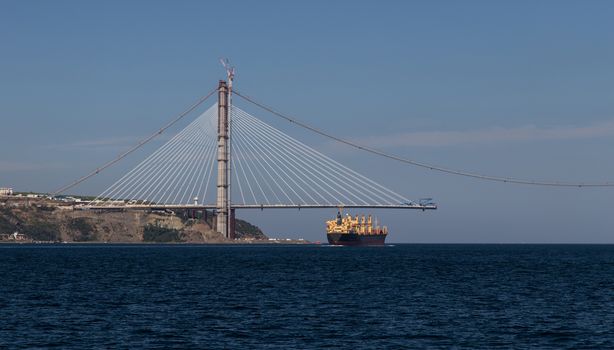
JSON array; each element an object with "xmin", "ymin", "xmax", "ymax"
[
  {"xmin": 10, "ymin": 232, "xmax": 26, "ymax": 241},
  {"xmin": 0, "ymin": 232, "xmax": 27, "ymax": 241},
  {"xmin": 0, "ymin": 187, "xmax": 13, "ymax": 196}
]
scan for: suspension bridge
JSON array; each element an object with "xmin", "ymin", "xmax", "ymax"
[
  {"xmin": 57, "ymin": 64, "xmax": 614, "ymax": 239},
  {"xmin": 72, "ymin": 74, "xmax": 436, "ymax": 239}
]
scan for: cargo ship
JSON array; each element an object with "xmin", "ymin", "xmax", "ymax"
[{"xmin": 326, "ymin": 210, "xmax": 387, "ymax": 246}]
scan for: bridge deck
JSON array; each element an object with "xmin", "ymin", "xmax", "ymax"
[{"xmin": 81, "ymin": 204, "xmax": 437, "ymax": 210}]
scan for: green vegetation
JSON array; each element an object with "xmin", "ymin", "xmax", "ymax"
[
  {"xmin": 143, "ymin": 223, "xmax": 183, "ymax": 242},
  {"xmin": 179, "ymin": 209, "xmax": 214, "ymax": 227},
  {"xmin": 235, "ymin": 219, "xmax": 267, "ymax": 239},
  {"xmin": 0, "ymin": 208, "xmax": 19, "ymax": 234},
  {"xmin": 1, "ymin": 206, "xmax": 58, "ymax": 241},
  {"xmin": 23, "ymin": 221, "xmax": 60, "ymax": 241},
  {"xmin": 68, "ymin": 195, "xmax": 98, "ymax": 201},
  {"xmin": 68, "ymin": 217, "xmax": 97, "ymax": 241},
  {"xmin": 36, "ymin": 205, "xmax": 56, "ymax": 212}
]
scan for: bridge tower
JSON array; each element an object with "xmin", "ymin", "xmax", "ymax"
[
  {"xmin": 216, "ymin": 59, "xmax": 236, "ymax": 239},
  {"xmin": 216, "ymin": 80, "xmax": 231, "ymax": 238}
]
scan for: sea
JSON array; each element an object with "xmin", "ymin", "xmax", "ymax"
[{"xmin": 1, "ymin": 244, "xmax": 613, "ymax": 349}]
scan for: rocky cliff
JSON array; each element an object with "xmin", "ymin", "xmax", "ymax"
[{"xmin": 0, "ymin": 198, "xmax": 267, "ymax": 243}]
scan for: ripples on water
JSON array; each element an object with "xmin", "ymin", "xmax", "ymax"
[{"xmin": 1, "ymin": 244, "xmax": 614, "ymax": 349}]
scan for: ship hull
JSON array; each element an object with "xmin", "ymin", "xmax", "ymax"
[{"xmin": 326, "ymin": 233, "xmax": 387, "ymax": 246}]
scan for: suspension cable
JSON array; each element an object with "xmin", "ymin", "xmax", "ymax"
[
  {"xmin": 52, "ymin": 87, "xmax": 218, "ymax": 195},
  {"xmin": 233, "ymin": 90, "xmax": 614, "ymax": 188}
]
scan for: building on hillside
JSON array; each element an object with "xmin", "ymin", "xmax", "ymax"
[
  {"xmin": 11, "ymin": 232, "xmax": 26, "ymax": 241},
  {"xmin": 0, "ymin": 188, "xmax": 13, "ymax": 196}
]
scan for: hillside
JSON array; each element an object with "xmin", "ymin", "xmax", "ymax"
[{"xmin": 0, "ymin": 197, "xmax": 267, "ymax": 243}]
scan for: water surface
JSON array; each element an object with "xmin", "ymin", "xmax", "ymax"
[{"xmin": 1, "ymin": 244, "xmax": 613, "ymax": 349}]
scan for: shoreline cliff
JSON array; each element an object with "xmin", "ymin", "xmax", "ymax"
[{"xmin": 0, "ymin": 197, "xmax": 267, "ymax": 243}]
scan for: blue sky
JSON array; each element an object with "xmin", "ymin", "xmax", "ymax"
[{"xmin": 1, "ymin": 0, "xmax": 614, "ymax": 242}]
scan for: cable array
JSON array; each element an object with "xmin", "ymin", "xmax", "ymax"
[
  {"xmin": 90, "ymin": 104, "xmax": 413, "ymax": 207},
  {"xmin": 90, "ymin": 105, "xmax": 219, "ymax": 206},
  {"xmin": 53, "ymin": 87, "xmax": 218, "ymax": 195},
  {"xmin": 233, "ymin": 90, "xmax": 614, "ymax": 188},
  {"xmin": 231, "ymin": 106, "xmax": 411, "ymax": 206}
]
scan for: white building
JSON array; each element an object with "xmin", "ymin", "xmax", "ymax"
[{"xmin": 0, "ymin": 188, "xmax": 13, "ymax": 196}]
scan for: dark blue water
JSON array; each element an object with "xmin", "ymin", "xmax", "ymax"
[{"xmin": 1, "ymin": 244, "xmax": 614, "ymax": 349}]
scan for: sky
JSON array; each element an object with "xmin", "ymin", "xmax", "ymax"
[{"xmin": 1, "ymin": 0, "xmax": 614, "ymax": 243}]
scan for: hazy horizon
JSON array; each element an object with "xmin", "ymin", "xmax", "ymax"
[{"xmin": 2, "ymin": 1, "xmax": 614, "ymax": 243}]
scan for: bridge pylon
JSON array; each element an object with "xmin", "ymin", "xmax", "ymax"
[
  {"xmin": 216, "ymin": 80, "xmax": 232, "ymax": 238},
  {"xmin": 85, "ymin": 72, "xmax": 437, "ymax": 219}
]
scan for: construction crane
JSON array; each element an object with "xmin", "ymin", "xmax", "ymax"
[{"xmin": 220, "ymin": 58, "xmax": 235, "ymax": 88}]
